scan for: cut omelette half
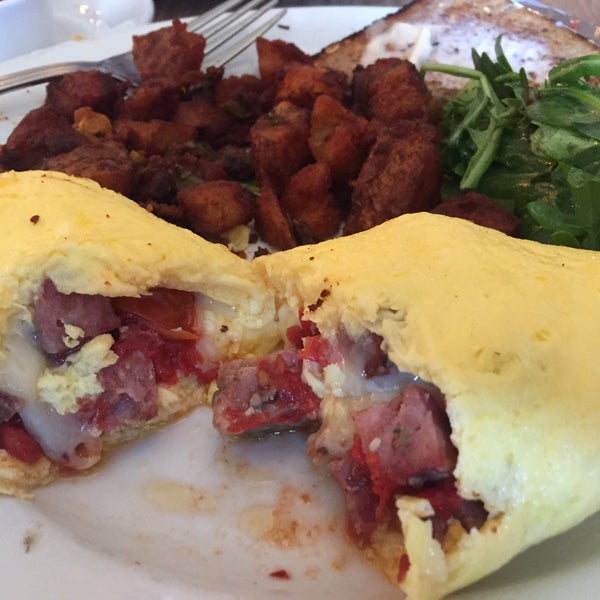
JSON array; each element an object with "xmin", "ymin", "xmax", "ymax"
[
  {"xmin": 0, "ymin": 170, "xmax": 281, "ymax": 498},
  {"xmin": 213, "ymin": 211, "xmax": 600, "ymax": 598}
]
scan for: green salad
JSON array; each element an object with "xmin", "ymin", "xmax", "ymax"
[{"xmin": 422, "ymin": 39, "xmax": 600, "ymax": 250}]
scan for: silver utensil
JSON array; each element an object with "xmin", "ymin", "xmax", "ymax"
[
  {"xmin": 0, "ymin": 0, "xmax": 286, "ymax": 94},
  {"xmin": 513, "ymin": 0, "xmax": 600, "ymax": 45}
]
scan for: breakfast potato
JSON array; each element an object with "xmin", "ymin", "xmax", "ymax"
[
  {"xmin": 254, "ymin": 181, "xmax": 296, "ymax": 250},
  {"xmin": 275, "ymin": 63, "xmax": 348, "ymax": 108},
  {"xmin": 45, "ymin": 70, "xmax": 125, "ymax": 118},
  {"xmin": 250, "ymin": 100, "xmax": 311, "ymax": 195},
  {"xmin": 113, "ymin": 119, "xmax": 197, "ymax": 155},
  {"xmin": 255, "ymin": 36, "xmax": 312, "ymax": 85},
  {"xmin": 118, "ymin": 78, "xmax": 182, "ymax": 121},
  {"xmin": 132, "ymin": 18, "xmax": 206, "ymax": 82},
  {"xmin": 309, "ymin": 94, "xmax": 372, "ymax": 184},
  {"xmin": 345, "ymin": 120, "xmax": 441, "ymax": 234},
  {"xmin": 0, "ymin": 105, "xmax": 87, "ymax": 171},
  {"xmin": 281, "ymin": 161, "xmax": 342, "ymax": 243},
  {"xmin": 174, "ymin": 95, "xmax": 241, "ymax": 147},
  {"xmin": 177, "ymin": 179, "xmax": 255, "ymax": 237},
  {"xmin": 42, "ymin": 140, "xmax": 135, "ymax": 196},
  {"xmin": 431, "ymin": 190, "xmax": 521, "ymax": 235},
  {"xmin": 351, "ymin": 57, "xmax": 434, "ymax": 123}
]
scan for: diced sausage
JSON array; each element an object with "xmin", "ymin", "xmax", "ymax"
[
  {"xmin": 212, "ymin": 348, "xmax": 321, "ymax": 435},
  {"xmin": 32, "ymin": 279, "xmax": 120, "ymax": 356},
  {"xmin": 431, "ymin": 190, "xmax": 521, "ymax": 236}
]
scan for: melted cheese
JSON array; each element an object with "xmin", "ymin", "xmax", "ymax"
[
  {"xmin": 0, "ymin": 323, "xmax": 45, "ymax": 404},
  {"xmin": 302, "ymin": 336, "xmax": 420, "ymax": 460}
]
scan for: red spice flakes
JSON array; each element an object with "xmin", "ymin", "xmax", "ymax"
[
  {"xmin": 269, "ymin": 569, "xmax": 291, "ymax": 580},
  {"xmin": 29, "ymin": 215, "xmax": 40, "ymax": 224}
]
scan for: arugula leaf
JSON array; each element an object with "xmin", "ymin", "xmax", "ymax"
[
  {"xmin": 525, "ymin": 165, "xmax": 600, "ymax": 249},
  {"xmin": 547, "ymin": 55, "xmax": 600, "ymax": 86},
  {"xmin": 421, "ymin": 43, "xmax": 600, "ymax": 251},
  {"xmin": 527, "ymin": 87, "xmax": 600, "ymax": 140}
]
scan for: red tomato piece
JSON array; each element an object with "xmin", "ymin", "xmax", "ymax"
[
  {"xmin": 112, "ymin": 288, "xmax": 199, "ymax": 341},
  {"xmin": 298, "ymin": 334, "xmax": 343, "ymax": 366},
  {"xmin": 414, "ymin": 478, "xmax": 465, "ymax": 520},
  {"xmin": 285, "ymin": 313, "xmax": 319, "ymax": 348},
  {"xmin": 0, "ymin": 418, "xmax": 44, "ymax": 464}
]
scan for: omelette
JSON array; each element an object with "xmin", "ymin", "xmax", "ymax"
[
  {"xmin": 212, "ymin": 212, "xmax": 600, "ymax": 599},
  {"xmin": 0, "ymin": 170, "xmax": 281, "ymax": 498}
]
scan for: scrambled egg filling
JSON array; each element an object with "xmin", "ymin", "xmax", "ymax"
[{"xmin": 37, "ymin": 333, "xmax": 118, "ymax": 415}]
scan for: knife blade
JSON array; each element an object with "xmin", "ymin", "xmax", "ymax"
[{"xmin": 513, "ymin": 0, "xmax": 600, "ymax": 45}]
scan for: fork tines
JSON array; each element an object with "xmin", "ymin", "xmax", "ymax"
[{"xmin": 189, "ymin": 0, "xmax": 284, "ymax": 67}]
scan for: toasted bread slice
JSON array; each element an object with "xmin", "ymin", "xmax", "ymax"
[{"xmin": 314, "ymin": 0, "xmax": 599, "ymax": 96}]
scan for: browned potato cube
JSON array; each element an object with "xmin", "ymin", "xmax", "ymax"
[
  {"xmin": 250, "ymin": 101, "xmax": 311, "ymax": 195},
  {"xmin": 281, "ymin": 161, "xmax": 342, "ymax": 243},
  {"xmin": 113, "ymin": 119, "xmax": 196, "ymax": 155},
  {"xmin": 132, "ymin": 19, "xmax": 206, "ymax": 82},
  {"xmin": 352, "ymin": 57, "xmax": 433, "ymax": 124},
  {"xmin": 256, "ymin": 37, "xmax": 312, "ymax": 85},
  {"xmin": 254, "ymin": 181, "xmax": 297, "ymax": 250},
  {"xmin": 43, "ymin": 140, "xmax": 134, "ymax": 196},
  {"xmin": 345, "ymin": 120, "xmax": 441, "ymax": 234},
  {"xmin": 177, "ymin": 180, "xmax": 254, "ymax": 237},
  {"xmin": 276, "ymin": 64, "xmax": 348, "ymax": 108},
  {"xmin": 309, "ymin": 94, "xmax": 371, "ymax": 184},
  {"xmin": 45, "ymin": 70, "xmax": 125, "ymax": 118},
  {"xmin": 0, "ymin": 105, "xmax": 87, "ymax": 171},
  {"xmin": 118, "ymin": 79, "xmax": 181, "ymax": 121}
]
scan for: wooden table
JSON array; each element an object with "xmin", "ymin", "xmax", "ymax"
[{"xmin": 153, "ymin": 0, "xmax": 600, "ymax": 28}]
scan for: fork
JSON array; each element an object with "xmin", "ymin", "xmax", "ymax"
[{"xmin": 0, "ymin": 0, "xmax": 286, "ymax": 94}]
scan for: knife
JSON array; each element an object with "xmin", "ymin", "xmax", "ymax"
[{"xmin": 513, "ymin": 0, "xmax": 600, "ymax": 45}]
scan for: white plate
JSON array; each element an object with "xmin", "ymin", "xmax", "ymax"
[
  {"xmin": 51, "ymin": 0, "xmax": 155, "ymax": 44},
  {"xmin": 2, "ymin": 6, "xmax": 600, "ymax": 599},
  {"xmin": 0, "ymin": 0, "xmax": 154, "ymax": 63}
]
